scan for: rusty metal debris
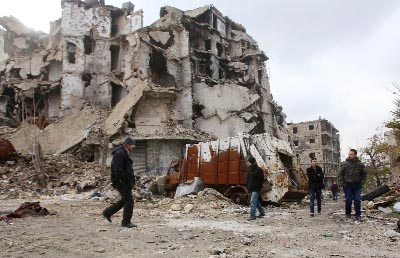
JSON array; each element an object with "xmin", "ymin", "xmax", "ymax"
[{"xmin": 166, "ymin": 133, "xmax": 308, "ymax": 204}]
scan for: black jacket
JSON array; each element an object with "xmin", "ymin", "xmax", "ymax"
[
  {"xmin": 306, "ymin": 165, "xmax": 324, "ymax": 190},
  {"xmin": 111, "ymin": 145, "xmax": 135, "ymax": 189},
  {"xmin": 247, "ymin": 163, "xmax": 265, "ymax": 193},
  {"xmin": 331, "ymin": 184, "xmax": 339, "ymax": 192},
  {"xmin": 338, "ymin": 157, "xmax": 366, "ymax": 186}
]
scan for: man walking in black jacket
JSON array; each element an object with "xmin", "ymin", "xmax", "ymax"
[
  {"xmin": 246, "ymin": 156, "xmax": 265, "ymax": 221},
  {"xmin": 306, "ymin": 158, "xmax": 324, "ymax": 217},
  {"xmin": 103, "ymin": 137, "xmax": 137, "ymax": 228},
  {"xmin": 338, "ymin": 149, "xmax": 367, "ymax": 221}
]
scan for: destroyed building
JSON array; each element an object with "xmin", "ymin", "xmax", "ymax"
[
  {"xmin": 0, "ymin": 1, "xmax": 286, "ymax": 176},
  {"xmin": 384, "ymin": 130, "xmax": 400, "ymax": 185},
  {"xmin": 287, "ymin": 118, "xmax": 340, "ymax": 187}
]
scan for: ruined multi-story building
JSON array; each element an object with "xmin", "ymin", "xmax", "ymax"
[
  {"xmin": 0, "ymin": 1, "xmax": 286, "ymax": 176},
  {"xmin": 287, "ymin": 118, "xmax": 340, "ymax": 186}
]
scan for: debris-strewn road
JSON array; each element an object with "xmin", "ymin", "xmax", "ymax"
[{"xmin": 0, "ymin": 194, "xmax": 399, "ymax": 258}]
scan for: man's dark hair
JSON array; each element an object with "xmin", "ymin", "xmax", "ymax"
[
  {"xmin": 247, "ymin": 156, "xmax": 256, "ymax": 164},
  {"xmin": 349, "ymin": 149, "xmax": 357, "ymax": 155},
  {"xmin": 311, "ymin": 158, "xmax": 317, "ymax": 162}
]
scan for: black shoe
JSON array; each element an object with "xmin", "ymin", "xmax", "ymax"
[
  {"xmin": 346, "ymin": 214, "xmax": 351, "ymax": 219},
  {"xmin": 102, "ymin": 211, "xmax": 112, "ymax": 223},
  {"xmin": 248, "ymin": 217, "xmax": 256, "ymax": 221},
  {"xmin": 355, "ymin": 216, "xmax": 361, "ymax": 222},
  {"xmin": 258, "ymin": 214, "xmax": 265, "ymax": 218},
  {"xmin": 121, "ymin": 222, "xmax": 137, "ymax": 228}
]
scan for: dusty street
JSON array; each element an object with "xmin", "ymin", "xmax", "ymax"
[{"xmin": 1, "ymin": 192, "xmax": 399, "ymax": 258}]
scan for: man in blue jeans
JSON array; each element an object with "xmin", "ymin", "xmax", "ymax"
[
  {"xmin": 338, "ymin": 149, "xmax": 367, "ymax": 221},
  {"xmin": 306, "ymin": 158, "xmax": 324, "ymax": 217},
  {"xmin": 246, "ymin": 156, "xmax": 265, "ymax": 221}
]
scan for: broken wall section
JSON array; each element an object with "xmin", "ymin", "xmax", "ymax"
[
  {"xmin": 180, "ymin": 5, "xmax": 278, "ymax": 139},
  {"xmin": 0, "ymin": 16, "xmax": 63, "ymax": 127},
  {"xmin": 60, "ymin": 0, "xmax": 144, "ymax": 110}
]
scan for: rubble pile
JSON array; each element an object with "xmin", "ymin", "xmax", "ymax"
[
  {"xmin": 1, "ymin": 1, "xmax": 290, "ymax": 177},
  {"xmin": 363, "ymin": 185, "xmax": 400, "ymax": 218},
  {"xmin": 0, "ymin": 153, "xmax": 104, "ymax": 198},
  {"xmin": 142, "ymin": 188, "xmax": 240, "ymax": 217},
  {"xmin": 101, "ymin": 178, "xmax": 155, "ymax": 204},
  {"xmin": 0, "ymin": 126, "xmax": 18, "ymax": 139}
]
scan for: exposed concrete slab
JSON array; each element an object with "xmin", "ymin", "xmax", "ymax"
[
  {"xmin": 13, "ymin": 37, "xmax": 28, "ymax": 49},
  {"xmin": 7, "ymin": 124, "xmax": 39, "ymax": 154},
  {"xmin": 193, "ymin": 82, "xmax": 260, "ymax": 121},
  {"xmin": 9, "ymin": 108, "xmax": 98, "ymax": 155},
  {"xmin": 149, "ymin": 31, "xmax": 170, "ymax": 46},
  {"xmin": 105, "ymin": 78, "xmax": 148, "ymax": 136},
  {"xmin": 184, "ymin": 5, "xmax": 212, "ymax": 18},
  {"xmin": 195, "ymin": 115, "xmax": 257, "ymax": 139},
  {"xmin": 31, "ymin": 52, "xmax": 45, "ymax": 76}
]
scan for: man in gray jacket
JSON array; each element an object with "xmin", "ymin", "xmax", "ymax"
[{"xmin": 338, "ymin": 149, "xmax": 367, "ymax": 221}]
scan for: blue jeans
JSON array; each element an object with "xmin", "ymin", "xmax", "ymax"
[
  {"xmin": 250, "ymin": 191, "xmax": 265, "ymax": 219},
  {"xmin": 344, "ymin": 184, "xmax": 362, "ymax": 217},
  {"xmin": 309, "ymin": 188, "xmax": 322, "ymax": 214},
  {"xmin": 331, "ymin": 191, "xmax": 338, "ymax": 200}
]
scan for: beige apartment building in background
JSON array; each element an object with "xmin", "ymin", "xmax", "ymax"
[{"xmin": 287, "ymin": 118, "xmax": 341, "ymax": 187}]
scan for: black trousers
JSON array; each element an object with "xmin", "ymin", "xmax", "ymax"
[{"xmin": 103, "ymin": 183, "xmax": 134, "ymax": 224}]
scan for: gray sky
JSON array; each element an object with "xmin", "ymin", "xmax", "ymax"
[{"xmin": 1, "ymin": 0, "xmax": 398, "ymax": 159}]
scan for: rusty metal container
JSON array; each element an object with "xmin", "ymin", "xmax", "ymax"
[{"xmin": 166, "ymin": 133, "xmax": 308, "ymax": 204}]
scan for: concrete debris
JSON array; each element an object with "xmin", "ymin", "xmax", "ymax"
[
  {"xmin": 184, "ymin": 203, "xmax": 194, "ymax": 213},
  {"xmin": 363, "ymin": 185, "xmax": 400, "ymax": 217},
  {"xmin": 104, "ymin": 78, "xmax": 148, "ymax": 136},
  {"xmin": 148, "ymin": 187, "xmax": 237, "ymax": 217},
  {"xmin": 174, "ymin": 177, "xmax": 205, "ymax": 198},
  {"xmin": 378, "ymin": 207, "xmax": 392, "ymax": 214},
  {"xmin": 8, "ymin": 107, "xmax": 98, "ymax": 155},
  {"xmin": 0, "ymin": 152, "xmax": 104, "ymax": 198},
  {"xmin": 394, "ymin": 202, "xmax": 400, "ymax": 213}
]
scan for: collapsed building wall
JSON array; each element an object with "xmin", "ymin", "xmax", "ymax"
[{"xmin": 0, "ymin": 1, "xmax": 287, "ymax": 176}]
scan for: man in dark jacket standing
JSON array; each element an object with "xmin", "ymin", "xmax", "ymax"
[
  {"xmin": 103, "ymin": 137, "xmax": 136, "ymax": 228},
  {"xmin": 338, "ymin": 149, "xmax": 367, "ymax": 221},
  {"xmin": 246, "ymin": 156, "xmax": 265, "ymax": 221},
  {"xmin": 306, "ymin": 158, "xmax": 324, "ymax": 217}
]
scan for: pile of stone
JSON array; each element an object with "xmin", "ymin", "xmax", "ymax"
[
  {"xmin": 0, "ymin": 126, "xmax": 19, "ymax": 139},
  {"xmin": 143, "ymin": 188, "xmax": 240, "ymax": 217},
  {"xmin": 363, "ymin": 185, "xmax": 400, "ymax": 218},
  {"xmin": 0, "ymin": 153, "xmax": 104, "ymax": 198}
]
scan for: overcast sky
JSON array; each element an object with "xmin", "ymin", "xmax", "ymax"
[{"xmin": 1, "ymin": 0, "xmax": 398, "ymax": 159}]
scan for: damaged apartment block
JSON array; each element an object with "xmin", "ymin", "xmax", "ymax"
[
  {"xmin": 0, "ymin": 1, "xmax": 288, "ymax": 176},
  {"xmin": 287, "ymin": 118, "xmax": 341, "ymax": 187}
]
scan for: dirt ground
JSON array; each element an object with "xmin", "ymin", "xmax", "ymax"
[{"xmin": 0, "ymin": 192, "xmax": 399, "ymax": 258}]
